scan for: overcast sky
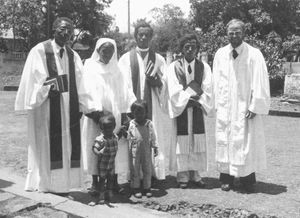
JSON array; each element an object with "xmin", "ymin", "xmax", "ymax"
[{"xmin": 106, "ymin": 0, "xmax": 191, "ymax": 33}]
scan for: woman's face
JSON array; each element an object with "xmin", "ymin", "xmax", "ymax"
[{"xmin": 98, "ymin": 42, "xmax": 114, "ymax": 64}]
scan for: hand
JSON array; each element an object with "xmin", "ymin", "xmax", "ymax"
[
  {"xmin": 186, "ymin": 99, "xmax": 200, "ymax": 108},
  {"xmin": 153, "ymin": 147, "xmax": 158, "ymax": 157},
  {"xmin": 117, "ymin": 125, "xmax": 128, "ymax": 138},
  {"xmin": 245, "ymin": 110, "xmax": 256, "ymax": 119},
  {"xmin": 146, "ymin": 75, "xmax": 162, "ymax": 87},
  {"xmin": 190, "ymin": 94, "xmax": 200, "ymax": 101},
  {"xmin": 48, "ymin": 88, "xmax": 60, "ymax": 99},
  {"xmin": 85, "ymin": 110, "xmax": 103, "ymax": 124}
]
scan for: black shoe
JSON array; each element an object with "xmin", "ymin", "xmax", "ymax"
[
  {"xmin": 221, "ymin": 184, "xmax": 232, "ymax": 191},
  {"xmin": 194, "ymin": 179, "xmax": 206, "ymax": 188},
  {"xmin": 178, "ymin": 182, "xmax": 188, "ymax": 189}
]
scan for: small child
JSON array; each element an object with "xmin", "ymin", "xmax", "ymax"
[
  {"xmin": 128, "ymin": 100, "xmax": 158, "ymax": 198},
  {"xmin": 91, "ymin": 112, "xmax": 118, "ymax": 205}
]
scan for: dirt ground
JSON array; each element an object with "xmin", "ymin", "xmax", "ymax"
[{"xmin": 1, "ymin": 91, "xmax": 300, "ymax": 218}]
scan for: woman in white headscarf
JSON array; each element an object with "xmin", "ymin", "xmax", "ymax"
[{"xmin": 79, "ymin": 38, "xmax": 136, "ymax": 195}]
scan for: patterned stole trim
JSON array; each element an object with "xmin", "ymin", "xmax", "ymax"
[
  {"xmin": 130, "ymin": 49, "xmax": 156, "ymax": 119},
  {"xmin": 174, "ymin": 58, "xmax": 205, "ymax": 135},
  {"xmin": 43, "ymin": 40, "xmax": 81, "ymax": 170}
]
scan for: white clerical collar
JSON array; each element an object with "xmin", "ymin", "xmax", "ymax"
[{"xmin": 136, "ymin": 47, "xmax": 149, "ymax": 52}]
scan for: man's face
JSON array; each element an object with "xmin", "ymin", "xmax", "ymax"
[
  {"xmin": 53, "ymin": 20, "xmax": 73, "ymax": 47},
  {"xmin": 136, "ymin": 27, "xmax": 152, "ymax": 49},
  {"xmin": 227, "ymin": 24, "xmax": 244, "ymax": 48},
  {"xmin": 98, "ymin": 43, "xmax": 114, "ymax": 64},
  {"xmin": 182, "ymin": 39, "xmax": 197, "ymax": 63}
]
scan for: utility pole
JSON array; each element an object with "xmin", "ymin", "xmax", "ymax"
[
  {"xmin": 128, "ymin": 0, "xmax": 130, "ymax": 35},
  {"xmin": 47, "ymin": 0, "xmax": 51, "ymax": 38}
]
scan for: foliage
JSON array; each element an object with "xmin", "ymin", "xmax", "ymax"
[
  {"xmin": 0, "ymin": 0, "xmax": 45, "ymax": 50},
  {"xmin": 190, "ymin": 0, "xmax": 300, "ymax": 81},
  {"xmin": 149, "ymin": 4, "xmax": 193, "ymax": 53},
  {"xmin": 104, "ymin": 28, "xmax": 134, "ymax": 57},
  {"xmin": 0, "ymin": 0, "xmax": 113, "ymax": 51}
]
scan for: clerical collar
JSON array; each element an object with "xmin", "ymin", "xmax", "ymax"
[{"xmin": 136, "ymin": 47, "xmax": 149, "ymax": 52}]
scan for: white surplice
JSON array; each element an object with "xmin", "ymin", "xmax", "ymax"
[
  {"xmin": 213, "ymin": 42, "xmax": 271, "ymax": 177},
  {"xmin": 118, "ymin": 49, "xmax": 176, "ymax": 179},
  {"xmin": 167, "ymin": 59, "xmax": 213, "ymax": 172},
  {"xmin": 79, "ymin": 38, "xmax": 136, "ymax": 179},
  {"xmin": 15, "ymin": 40, "xmax": 84, "ymax": 193}
]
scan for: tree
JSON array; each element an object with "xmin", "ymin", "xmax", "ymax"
[
  {"xmin": 190, "ymin": 0, "xmax": 300, "ymax": 39},
  {"xmin": 190, "ymin": 0, "xmax": 300, "ymax": 84},
  {"xmin": 0, "ymin": 0, "xmax": 113, "ymax": 50},
  {"xmin": 149, "ymin": 4, "xmax": 193, "ymax": 53}
]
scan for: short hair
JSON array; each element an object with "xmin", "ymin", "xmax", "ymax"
[
  {"xmin": 179, "ymin": 33, "xmax": 199, "ymax": 52},
  {"xmin": 226, "ymin": 19, "xmax": 245, "ymax": 32},
  {"xmin": 134, "ymin": 21, "xmax": 153, "ymax": 39},
  {"xmin": 130, "ymin": 100, "xmax": 148, "ymax": 116},
  {"xmin": 98, "ymin": 111, "xmax": 116, "ymax": 129},
  {"xmin": 52, "ymin": 17, "xmax": 74, "ymax": 31}
]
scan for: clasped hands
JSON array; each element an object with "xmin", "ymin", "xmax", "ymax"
[
  {"xmin": 245, "ymin": 110, "xmax": 256, "ymax": 119},
  {"xmin": 145, "ymin": 62, "xmax": 163, "ymax": 87},
  {"xmin": 186, "ymin": 94, "xmax": 201, "ymax": 108}
]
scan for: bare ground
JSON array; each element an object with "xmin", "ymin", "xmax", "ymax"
[{"xmin": 0, "ymin": 91, "xmax": 300, "ymax": 218}]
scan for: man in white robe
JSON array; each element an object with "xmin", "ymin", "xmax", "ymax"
[
  {"xmin": 213, "ymin": 19, "xmax": 271, "ymax": 193},
  {"xmin": 167, "ymin": 34, "xmax": 213, "ymax": 188},
  {"xmin": 15, "ymin": 17, "xmax": 84, "ymax": 193},
  {"xmin": 118, "ymin": 21, "xmax": 176, "ymax": 180}
]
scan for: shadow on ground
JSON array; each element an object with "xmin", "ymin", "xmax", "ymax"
[
  {"xmin": 254, "ymin": 181, "xmax": 287, "ymax": 195},
  {"xmin": 153, "ymin": 176, "xmax": 287, "ymax": 195},
  {"xmin": 0, "ymin": 179, "xmax": 14, "ymax": 189}
]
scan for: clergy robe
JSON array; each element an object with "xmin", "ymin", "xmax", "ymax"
[
  {"xmin": 15, "ymin": 40, "xmax": 84, "ymax": 193},
  {"xmin": 118, "ymin": 49, "xmax": 176, "ymax": 179},
  {"xmin": 167, "ymin": 58, "xmax": 213, "ymax": 173},
  {"xmin": 213, "ymin": 42, "xmax": 270, "ymax": 177},
  {"xmin": 79, "ymin": 38, "xmax": 136, "ymax": 181}
]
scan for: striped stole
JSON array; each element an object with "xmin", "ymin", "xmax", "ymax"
[
  {"xmin": 174, "ymin": 58, "xmax": 205, "ymax": 135},
  {"xmin": 43, "ymin": 40, "xmax": 81, "ymax": 170},
  {"xmin": 130, "ymin": 49, "xmax": 156, "ymax": 119}
]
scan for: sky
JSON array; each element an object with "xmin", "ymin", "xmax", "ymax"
[{"xmin": 105, "ymin": 0, "xmax": 191, "ymax": 33}]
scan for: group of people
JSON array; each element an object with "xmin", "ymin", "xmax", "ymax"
[{"xmin": 15, "ymin": 16, "xmax": 271, "ymax": 205}]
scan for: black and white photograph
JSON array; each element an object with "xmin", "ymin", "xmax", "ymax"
[{"xmin": 0, "ymin": 0, "xmax": 300, "ymax": 217}]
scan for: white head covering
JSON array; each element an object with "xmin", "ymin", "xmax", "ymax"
[
  {"xmin": 79, "ymin": 37, "xmax": 136, "ymax": 120},
  {"xmin": 85, "ymin": 38, "xmax": 119, "ymax": 76}
]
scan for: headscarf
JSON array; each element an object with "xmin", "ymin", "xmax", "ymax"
[
  {"xmin": 84, "ymin": 38, "xmax": 119, "ymax": 76},
  {"xmin": 79, "ymin": 38, "xmax": 135, "ymax": 122}
]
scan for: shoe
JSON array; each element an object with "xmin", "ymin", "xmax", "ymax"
[
  {"xmin": 144, "ymin": 189, "xmax": 152, "ymax": 198},
  {"xmin": 134, "ymin": 192, "xmax": 142, "ymax": 198},
  {"xmin": 88, "ymin": 184, "xmax": 99, "ymax": 196},
  {"xmin": 221, "ymin": 183, "xmax": 231, "ymax": 191},
  {"xmin": 133, "ymin": 189, "xmax": 142, "ymax": 198},
  {"xmin": 194, "ymin": 180, "xmax": 206, "ymax": 188},
  {"xmin": 179, "ymin": 182, "xmax": 188, "ymax": 189}
]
